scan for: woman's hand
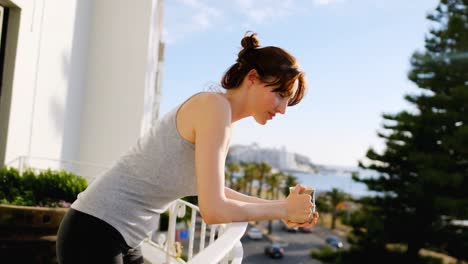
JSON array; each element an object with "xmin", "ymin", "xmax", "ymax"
[
  {"xmin": 282, "ymin": 211, "xmax": 319, "ymax": 228},
  {"xmin": 285, "ymin": 184, "xmax": 314, "ymax": 223}
]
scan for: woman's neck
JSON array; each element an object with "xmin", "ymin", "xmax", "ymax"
[{"xmin": 222, "ymin": 88, "xmax": 251, "ymax": 123}]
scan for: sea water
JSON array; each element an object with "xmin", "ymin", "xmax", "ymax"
[{"xmin": 292, "ymin": 168, "xmax": 378, "ymax": 198}]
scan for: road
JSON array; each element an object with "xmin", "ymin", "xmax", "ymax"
[{"xmin": 240, "ymin": 220, "xmax": 347, "ymax": 264}]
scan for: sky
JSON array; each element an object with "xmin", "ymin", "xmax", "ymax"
[{"xmin": 159, "ymin": 0, "xmax": 440, "ymax": 168}]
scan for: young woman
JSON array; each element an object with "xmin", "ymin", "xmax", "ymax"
[{"xmin": 56, "ymin": 32, "xmax": 319, "ymax": 264}]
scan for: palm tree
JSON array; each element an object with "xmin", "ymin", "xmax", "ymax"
[
  {"xmin": 255, "ymin": 162, "xmax": 272, "ymax": 198},
  {"xmin": 266, "ymin": 171, "xmax": 284, "ymax": 234},
  {"xmin": 225, "ymin": 162, "xmax": 241, "ymax": 188},
  {"xmin": 242, "ymin": 163, "xmax": 257, "ymax": 196},
  {"xmin": 233, "ymin": 176, "xmax": 246, "ymax": 193},
  {"xmin": 267, "ymin": 172, "xmax": 284, "ymax": 200},
  {"xmin": 325, "ymin": 188, "xmax": 348, "ymax": 229},
  {"xmin": 282, "ymin": 174, "xmax": 299, "ymax": 197}
]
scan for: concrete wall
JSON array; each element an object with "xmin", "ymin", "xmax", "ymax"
[
  {"xmin": 0, "ymin": 0, "xmax": 163, "ymax": 179},
  {"xmin": 80, "ymin": 0, "xmax": 163, "ymax": 170},
  {"xmin": 1, "ymin": 0, "xmax": 90, "ymax": 166}
]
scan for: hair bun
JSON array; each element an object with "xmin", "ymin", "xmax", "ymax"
[{"xmin": 241, "ymin": 31, "xmax": 260, "ymax": 49}]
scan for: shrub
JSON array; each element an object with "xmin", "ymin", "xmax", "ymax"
[
  {"xmin": 0, "ymin": 167, "xmax": 22, "ymax": 203},
  {"xmin": 34, "ymin": 169, "xmax": 88, "ymax": 205},
  {"xmin": 0, "ymin": 166, "xmax": 87, "ymax": 207},
  {"xmin": 310, "ymin": 246, "xmax": 340, "ymax": 263},
  {"xmin": 313, "ymin": 247, "xmax": 444, "ymax": 264}
]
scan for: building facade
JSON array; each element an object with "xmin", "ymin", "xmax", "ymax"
[
  {"xmin": 0, "ymin": 0, "xmax": 164, "ymax": 180},
  {"xmin": 227, "ymin": 143, "xmax": 316, "ymax": 173}
]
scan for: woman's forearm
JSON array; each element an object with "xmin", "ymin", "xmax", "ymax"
[
  {"xmin": 224, "ymin": 187, "xmax": 281, "ymax": 204},
  {"xmin": 200, "ymin": 186, "xmax": 311, "ymax": 224},
  {"xmin": 202, "ymin": 197, "xmax": 288, "ymax": 224}
]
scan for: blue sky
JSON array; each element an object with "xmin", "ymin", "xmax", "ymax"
[{"xmin": 160, "ymin": 0, "xmax": 439, "ymax": 167}]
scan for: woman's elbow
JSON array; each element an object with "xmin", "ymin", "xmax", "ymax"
[
  {"xmin": 201, "ymin": 214, "xmax": 223, "ymax": 225},
  {"xmin": 199, "ymin": 206, "xmax": 230, "ymax": 225}
]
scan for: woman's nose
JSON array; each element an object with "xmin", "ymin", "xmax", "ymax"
[{"xmin": 276, "ymin": 99, "xmax": 288, "ymax": 115}]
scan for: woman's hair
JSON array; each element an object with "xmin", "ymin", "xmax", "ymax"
[{"xmin": 221, "ymin": 31, "xmax": 306, "ymax": 106}]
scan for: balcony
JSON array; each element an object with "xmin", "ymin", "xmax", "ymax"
[{"xmin": 5, "ymin": 156, "xmax": 248, "ymax": 264}]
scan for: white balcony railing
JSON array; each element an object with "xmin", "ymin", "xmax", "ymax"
[
  {"xmin": 6, "ymin": 156, "xmax": 248, "ymax": 264},
  {"xmin": 142, "ymin": 199, "xmax": 247, "ymax": 264}
]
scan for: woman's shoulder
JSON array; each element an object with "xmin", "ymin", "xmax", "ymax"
[
  {"xmin": 186, "ymin": 92, "xmax": 231, "ymax": 113},
  {"xmin": 192, "ymin": 91, "xmax": 227, "ymax": 103},
  {"xmin": 178, "ymin": 92, "xmax": 231, "ymax": 129}
]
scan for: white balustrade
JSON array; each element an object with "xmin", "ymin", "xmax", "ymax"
[{"xmin": 142, "ymin": 199, "xmax": 247, "ymax": 264}]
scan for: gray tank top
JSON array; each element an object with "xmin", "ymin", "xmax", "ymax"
[{"xmin": 72, "ymin": 96, "xmax": 199, "ymax": 248}]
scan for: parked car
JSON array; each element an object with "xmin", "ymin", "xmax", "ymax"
[
  {"xmin": 298, "ymin": 226, "xmax": 313, "ymax": 233},
  {"xmin": 284, "ymin": 226, "xmax": 298, "ymax": 232},
  {"xmin": 264, "ymin": 243, "xmax": 284, "ymax": 259},
  {"xmin": 325, "ymin": 236, "xmax": 343, "ymax": 249},
  {"xmin": 246, "ymin": 227, "xmax": 263, "ymax": 240},
  {"xmin": 280, "ymin": 221, "xmax": 298, "ymax": 233}
]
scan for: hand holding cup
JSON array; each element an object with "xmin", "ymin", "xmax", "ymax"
[
  {"xmin": 284, "ymin": 185, "xmax": 318, "ymax": 226},
  {"xmin": 285, "ymin": 184, "xmax": 314, "ymax": 223}
]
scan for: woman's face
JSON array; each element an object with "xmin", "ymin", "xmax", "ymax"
[{"xmin": 251, "ymin": 77, "xmax": 299, "ymax": 125}]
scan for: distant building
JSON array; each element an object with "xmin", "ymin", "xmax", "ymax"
[{"xmin": 227, "ymin": 143, "xmax": 316, "ymax": 173}]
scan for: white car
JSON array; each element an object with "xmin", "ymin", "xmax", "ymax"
[{"xmin": 246, "ymin": 227, "xmax": 263, "ymax": 240}]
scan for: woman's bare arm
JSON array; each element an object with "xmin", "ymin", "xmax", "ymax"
[
  {"xmin": 192, "ymin": 94, "xmax": 312, "ymax": 224},
  {"xmin": 224, "ymin": 187, "xmax": 279, "ymax": 204},
  {"xmin": 225, "ymin": 186, "xmax": 319, "ymax": 227}
]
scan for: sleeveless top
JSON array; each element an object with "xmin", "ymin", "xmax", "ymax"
[{"xmin": 71, "ymin": 95, "xmax": 199, "ymax": 248}]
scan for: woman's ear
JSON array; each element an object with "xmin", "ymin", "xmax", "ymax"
[{"xmin": 246, "ymin": 69, "xmax": 258, "ymax": 85}]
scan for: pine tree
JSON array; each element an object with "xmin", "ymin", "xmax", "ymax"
[{"xmin": 353, "ymin": 0, "xmax": 468, "ymax": 262}]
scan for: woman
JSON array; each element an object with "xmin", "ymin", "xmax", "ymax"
[{"xmin": 56, "ymin": 32, "xmax": 319, "ymax": 263}]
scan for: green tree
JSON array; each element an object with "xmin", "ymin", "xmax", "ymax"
[
  {"xmin": 282, "ymin": 174, "xmax": 299, "ymax": 197},
  {"xmin": 255, "ymin": 162, "xmax": 272, "ymax": 198},
  {"xmin": 266, "ymin": 171, "xmax": 284, "ymax": 234},
  {"xmin": 325, "ymin": 188, "xmax": 349, "ymax": 230},
  {"xmin": 225, "ymin": 162, "xmax": 241, "ymax": 188},
  {"xmin": 242, "ymin": 162, "xmax": 257, "ymax": 196},
  {"xmin": 233, "ymin": 176, "xmax": 247, "ymax": 193},
  {"xmin": 353, "ymin": 0, "xmax": 468, "ymax": 262},
  {"xmin": 266, "ymin": 172, "xmax": 284, "ymax": 200},
  {"xmin": 315, "ymin": 192, "xmax": 332, "ymax": 214}
]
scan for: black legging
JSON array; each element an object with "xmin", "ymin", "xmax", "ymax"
[{"xmin": 56, "ymin": 208, "xmax": 144, "ymax": 264}]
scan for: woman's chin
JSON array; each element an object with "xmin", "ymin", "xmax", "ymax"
[{"xmin": 253, "ymin": 117, "xmax": 268, "ymax": 125}]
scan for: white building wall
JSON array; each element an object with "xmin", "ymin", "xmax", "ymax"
[
  {"xmin": 30, "ymin": 0, "xmax": 91, "ymax": 164},
  {"xmin": 80, "ymin": 0, "xmax": 163, "ymax": 171},
  {"xmin": 141, "ymin": 0, "xmax": 164, "ymax": 135},
  {"xmin": 2, "ymin": 0, "xmax": 91, "ymax": 166},
  {"xmin": 1, "ymin": 0, "xmax": 164, "ymax": 179},
  {"xmin": 1, "ymin": 0, "xmax": 38, "ymax": 163}
]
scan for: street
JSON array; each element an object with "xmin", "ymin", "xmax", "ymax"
[{"xmin": 240, "ymin": 220, "xmax": 346, "ymax": 264}]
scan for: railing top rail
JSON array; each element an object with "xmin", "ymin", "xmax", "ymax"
[
  {"xmin": 174, "ymin": 198, "xmax": 200, "ymax": 211},
  {"xmin": 6, "ymin": 155, "xmax": 110, "ymax": 169}
]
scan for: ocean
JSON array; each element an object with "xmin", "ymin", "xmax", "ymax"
[{"xmin": 292, "ymin": 168, "xmax": 378, "ymax": 198}]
